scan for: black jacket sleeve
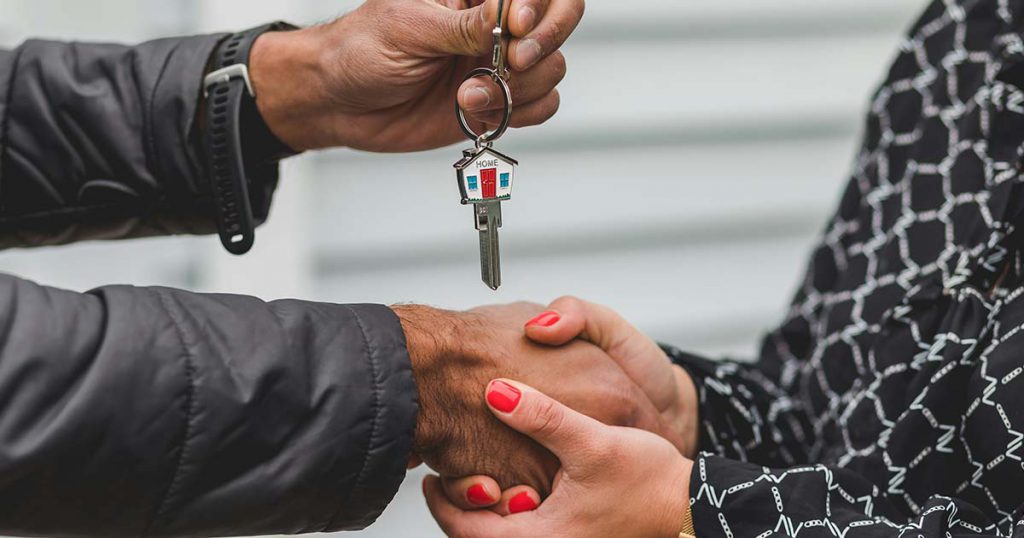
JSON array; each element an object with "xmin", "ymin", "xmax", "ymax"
[
  {"xmin": 0, "ymin": 35, "xmax": 280, "ymax": 248},
  {"xmin": 0, "ymin": 273, "xmax": 418, "ymax": 537}
]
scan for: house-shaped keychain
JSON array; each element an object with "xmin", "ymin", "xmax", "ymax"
[{"xmin": 454, "ymin": 146, "xmax": 518, "ymax": 205}]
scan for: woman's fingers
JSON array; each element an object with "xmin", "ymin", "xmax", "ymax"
[
  {"xmin": 523, "ymin": 304, "xmax": 582, "ymax": 347},
  {"xmin": 441, "ymin": 475, "xmax": 502, "ymax": 510},
  {"xmin": 485, "ymin": 379, "xmax": 604, "ymax": 466},
  {"xmin": 459, "ymin": 51, "xmax": 567, "ymax": 117},
  {"xmin": 526, "ymin": 296, "xmax": 650, "ymax": 357},
  {"xmin": 494, "ymin": 485, "xmax": 542, "ymax": 515},
  {"xmin": 441, "ymin": 476, "xmax": 541, "ymax": 514},
  {"xmin": 525, "ymin": 296, "xmax": 677, "ymax": 407},
  {"xmin": 424, "ymin": 475, "xmax": 510, "ymax": 538},
  {"xmin": 522, "ymin": 297, "xmax": 694, "ymax": 454}
]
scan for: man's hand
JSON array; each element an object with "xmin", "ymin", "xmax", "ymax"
[
  {"xmin": 391, "ymin": 303, "xmax": 684, "ymax": 495},
  {"xmin": 249, "ymin": 0, "xmax": 584, "ymax": 153}
]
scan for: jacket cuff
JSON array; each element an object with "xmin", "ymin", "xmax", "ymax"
[
  {"xmin": 144, "ymin": 33, "xmax": 279, "ymax": 227},
  {"xmin": 324, "ymin": 304, "xmax": 419, "ymax": 531}
]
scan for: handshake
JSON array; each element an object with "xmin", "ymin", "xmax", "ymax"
[{"xmin": 395, "ymin": 297, "xmax": 701, "ymax": 537}]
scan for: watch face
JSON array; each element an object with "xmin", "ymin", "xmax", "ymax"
[{"xmin": 455, "ymin": 148, "xmax": 515, "ymax": 204}]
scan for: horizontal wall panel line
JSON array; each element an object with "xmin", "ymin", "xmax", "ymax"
[
  {"xmin": 504, "ymin": 116, "xmax": 861, "ymax": 153},
  {"xmin": 322, "ymin": 114, "xmax": 862, "ymax": 165},
  {"xmin": 575, "ymin": 8, "xmax": 913, "ymax": 43},
  {"xmin": 647, "ymin": 313, "xmax": 779, "ymax": 358},
  {"xmin": 315, "ymin": 208, "xmax": 824, "ymax": 276}
]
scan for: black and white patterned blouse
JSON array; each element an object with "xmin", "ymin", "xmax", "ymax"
[{"xmin": 670, "ymin": 1, "xmax": 1024, "ymax": 536}]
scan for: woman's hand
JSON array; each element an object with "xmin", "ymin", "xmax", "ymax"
[
  {"xmin": 250, "ymin": 0, "xmax": 583, "ymax": 153},
  {"xmin": 525, "ymin": 296, "xmax": 700, "ymax": 457},
  {"xmin": 424, "ymin": 379, "xmax": 693, "ymax": 537}
]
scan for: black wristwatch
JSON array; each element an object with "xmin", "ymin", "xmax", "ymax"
[{"xmin": 202, "ymin": 22, "xmax": 296, "ymax": 255}]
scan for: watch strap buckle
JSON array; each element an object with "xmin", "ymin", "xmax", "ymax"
[{"xmin": 204, "ymin": 64, "xmax": 255, "ymax": 98}]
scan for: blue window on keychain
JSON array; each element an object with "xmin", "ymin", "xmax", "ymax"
[
  {"xmin": 468, "ymin": 176, "xmax": 479, "ymax": 191},
  {"xmin": 500, "ymin": 173, "xmax": 510, "ymax": 189}
]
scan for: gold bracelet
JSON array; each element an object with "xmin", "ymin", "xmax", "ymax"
[{"xmin": 679, "ymin": 504, "xmax": 696, "ymax": 538}]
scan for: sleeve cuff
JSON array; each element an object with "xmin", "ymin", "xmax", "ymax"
[
  {"xmin": 145, "ymin": 33, "xmax": 280, "ymax": 229},
  {"xmin": 662, "ymin": 346, "xmax": 721, "ymax": 454},
  {"xmin": 323, "ymin": 304, "xmax": 419, "ymax": 531}
]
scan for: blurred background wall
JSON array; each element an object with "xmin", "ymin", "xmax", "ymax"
[{"xmin": 0, "ymin": 0, "xmax": 925, "ymax": 535}]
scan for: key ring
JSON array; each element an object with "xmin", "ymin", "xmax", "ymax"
[
  {"xmin": 456, "ymin": 67, "xmax": 513, "ymax": 147},
  {"xmin": 455, "ymin": 0, "xmax": 512, "ymax": 147}
]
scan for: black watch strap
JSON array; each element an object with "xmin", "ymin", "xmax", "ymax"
[{"xmin": 202, "ymin": 22, "xmax": 294, "ymax": 255}]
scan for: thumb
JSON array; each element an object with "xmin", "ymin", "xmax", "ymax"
[
  {"xmin": 425, "ymin": 0, "xmax": 504, "ymax": 57},
  {"xmin": 484, "ymin": 379, "xmax": 605, "ymax": 463},
  {"xmin": 525, "ymin": 296, "xmax": 679, "ymax": 415},
  {"xmin": 525, "ymin": 296, "xmax": 655, "ymax": 359}
]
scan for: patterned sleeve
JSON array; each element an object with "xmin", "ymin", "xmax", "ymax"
[
  {"xmin": 668, "ymin": 347, "xmax": 1024, "ymax": 538},
  {"xmin": 664, "ymin": 347, "xmax": 815, "ymax": 468},
  {"xmin": 688, "ymin": 455, "xmax": 1024, "ymax": 538}
]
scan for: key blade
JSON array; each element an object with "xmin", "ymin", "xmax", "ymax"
[
  {"xmin": 480, "ymin": 224, "xmax": 501, "ymax": 290},
  {"xmin": 475, "ymin": 203, "xmax": 502, "ymax": 291}
]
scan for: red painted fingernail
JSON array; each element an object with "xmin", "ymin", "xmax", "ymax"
[
  {"xmin": 466, "ymin": 484, "xmax": 492, "ymax": 506},
  {"xmin": 526, "ymin": 311, "xmax": 560, "ymax": 328},
  {"xmin": 508, "ymin": 491, "xmax": 538, "ymax": 514},
  {"xmin": 486, "ymin": 380, "xmax": 522, "ymax": 413}
]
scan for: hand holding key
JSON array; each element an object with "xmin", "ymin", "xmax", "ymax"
[{"xmin": 248, "ymin": 0, "xmax": 584, "ymax": 153}]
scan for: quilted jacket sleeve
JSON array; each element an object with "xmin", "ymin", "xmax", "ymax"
[
  {"xmin": 0, "ymin": 273, "xmax": 418, "ymax": 537},
  {"xmin": 0, "ymin": 35, "xmax": 281, "ymax": 248}
]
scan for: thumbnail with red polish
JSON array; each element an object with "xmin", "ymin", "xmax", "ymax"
[
  {"xmin": 526, "ymin": 311, "xmax": 560, "ymax": 328},
  {"xmin": 508, "ymin": 491, "xmax": 538, "ymax": 514},
  {"xmin": 487, "ymin": 381, "xmax": 522, "ymax": 413}
]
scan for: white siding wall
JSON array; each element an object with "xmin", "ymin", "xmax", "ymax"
[{"xmin": 0, "ymin": 0, "xmax": 926, "ymax": 535}]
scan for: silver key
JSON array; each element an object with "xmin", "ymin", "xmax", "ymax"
[
  {"xmin": 452, "ymin": 0, "xmax": 517, "ymax": 290},
  {"xmin": 455, "ymin": 147, "xmax": 517, "ymax": 290}
]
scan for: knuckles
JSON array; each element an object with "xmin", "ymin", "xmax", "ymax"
[
  {"xmin": 526, "ymin": 396, "xmax": 567, "ymax": 440},
  {"xmin": 551, "ymin": 52, "xmax": 568, "ymax": 84}
]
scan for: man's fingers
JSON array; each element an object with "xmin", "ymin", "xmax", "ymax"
[
  {"xmin": 426, "ymin": 0, "xmax": 583, "ymax": 70},
  {"xmin": 509, "ymin": 0, "xmax": 552, "ymax": 37},
  {"xmin": 485, "ymin": 379, "xmax": 603, "ymax": 462},
  {"xmin": 441, "ymin": 475, "xmax": 502, "ymax": 510},
  {"xmin": 424, "ymin": 475, "xmax": 508, "ymax": 538},
  {"xmin": 509, "ymin": 0, "xmax": 585, "ymax": 70},
  {"xmin": 427, "ymin": 0, "xmax": 497, "ymax": 57},
  {"xmin": 509, "ymin": 90, "xmax": 561, "ymax": 128},
  {"xmin": 458, "ymin": 51, "xmax": 567, "ymax": 114},
  {"xmin": 467, "ymin": 89, "xmax": 561, "ymax": 131}
]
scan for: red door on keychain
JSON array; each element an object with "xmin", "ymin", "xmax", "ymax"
[{"xmin": 480, "ymin": 168, "xmax": 497, "ymax": 199}]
